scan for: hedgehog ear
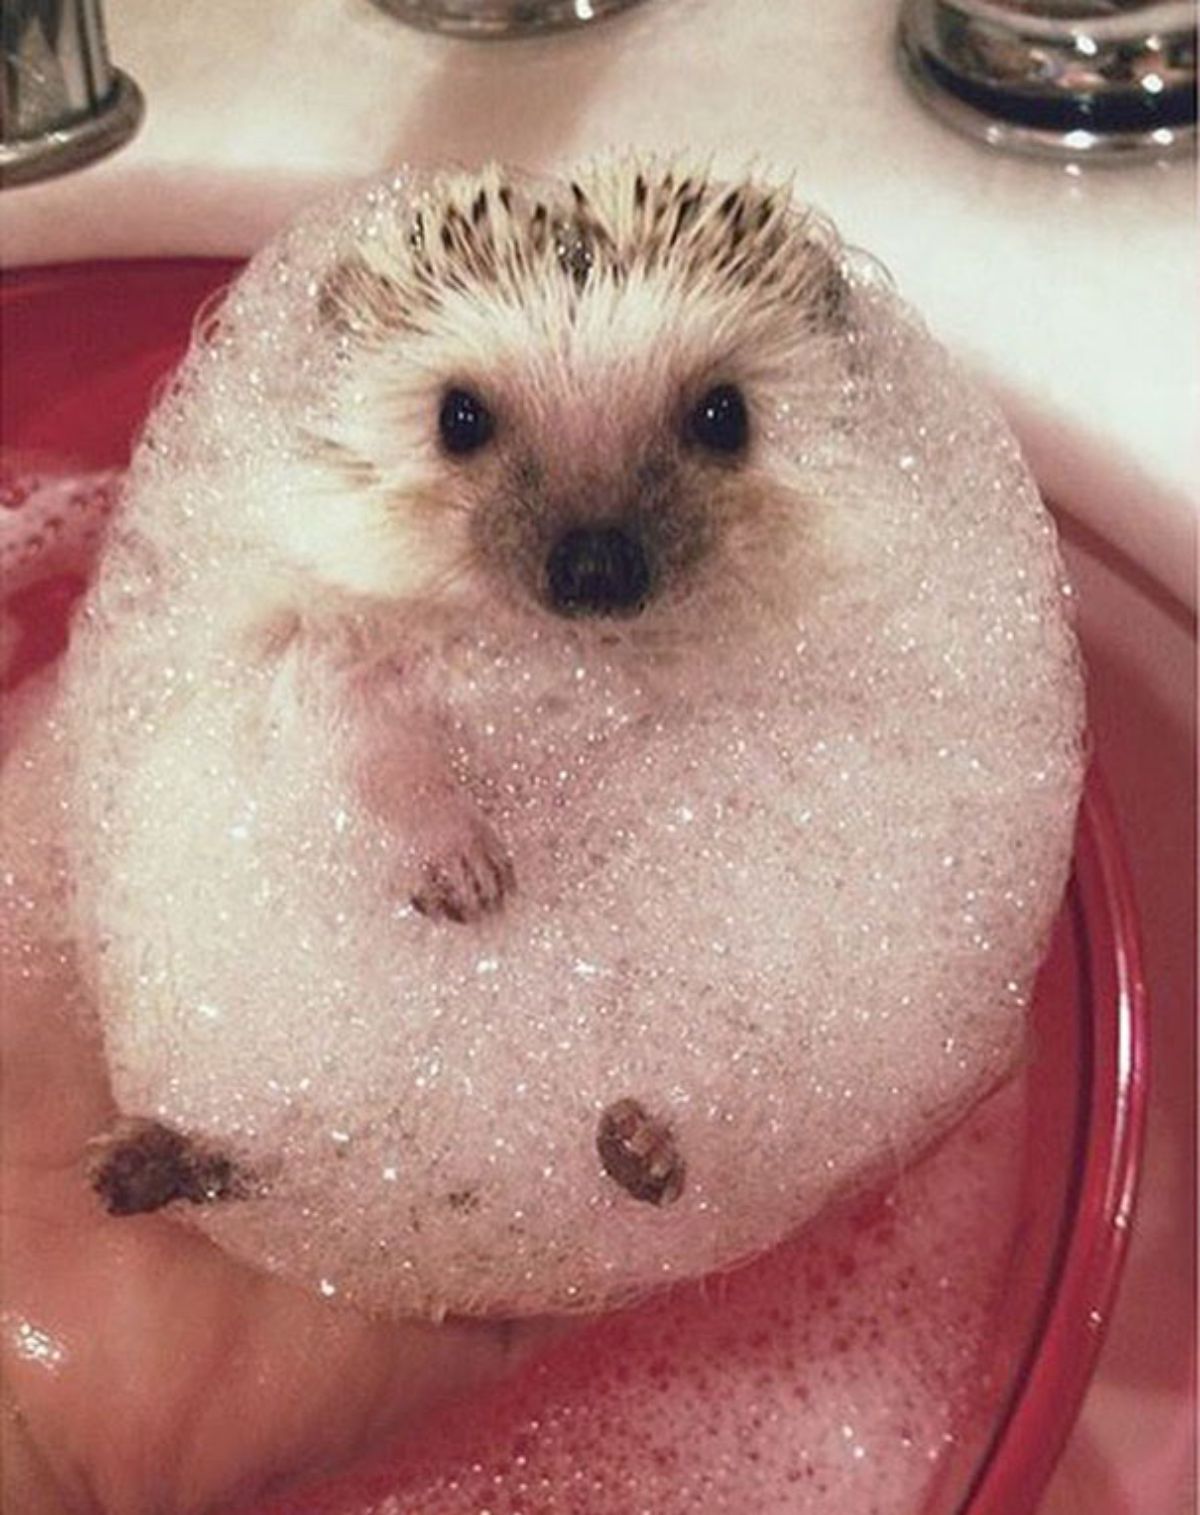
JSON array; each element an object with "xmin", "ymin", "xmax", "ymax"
[
  {"xmin": 317, "ymin": 254, "xmax": 360, "ymax": 333},
  {"xmin": 316, "ymin": 252, "xmax": 407, "ymax": 341},
  {"xmin": 803, "ymin": 238, "xmax": 852, "ymax": 334}
]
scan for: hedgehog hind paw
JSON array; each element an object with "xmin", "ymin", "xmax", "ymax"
[{"xmin": 88, "ymin": 1117, "xmax": 246, "ymax": 1216}]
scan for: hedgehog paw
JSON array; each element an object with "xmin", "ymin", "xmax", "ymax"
[
  {"xmin": 88, "ymin": 1118, "xmax": 245, "ymax": 1216},
  {"xmin": 410, "ymin": 819, "xmax": 514, "ymax": 925}
]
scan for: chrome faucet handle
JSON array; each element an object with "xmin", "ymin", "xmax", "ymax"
[
  {"xmin": 1, "ymin": 0, "xmax": 143, "ymax": 189},
  {"xmin": 898, "ymin": 0, "xmax": 1197, "ymax": 161}
]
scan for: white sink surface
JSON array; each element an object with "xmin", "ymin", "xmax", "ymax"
[{"xmin": 1, "ymin": 3, "xmax": 1194, "ymax": 1510}]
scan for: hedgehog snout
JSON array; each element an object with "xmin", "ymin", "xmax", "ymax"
[{"xmin": 545, "ymin": 524, "xmax": 653, "ymax": 618}]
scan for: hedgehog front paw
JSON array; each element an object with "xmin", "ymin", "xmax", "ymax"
[{"xmin": 410, "ymin": 819, "xmax": 515, "ymax": 925}]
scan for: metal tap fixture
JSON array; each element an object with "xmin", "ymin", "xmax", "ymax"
[
  {"xmin": 1, "ymin": 0, "xmax": 143, "ymax": 189},
  {"xmin": 369, "ymin": 0, "xmax": 650, "ymax": 40},
  {"xmin": 898, "ymin": 0, "xmax": 1196, "ymax": 162}
]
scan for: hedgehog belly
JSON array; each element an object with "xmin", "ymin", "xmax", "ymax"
[{"xmin": 87, "ymin": 586, "xmax": 1076, "ymax": 1319}]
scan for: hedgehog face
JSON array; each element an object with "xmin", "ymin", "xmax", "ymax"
[
  {"xmin": 423, "ymin": 324, "xmax": 763, "ymax": 621},
  {"xmin": 450, "ymin": 370, "xmax": 718, "ymax": 621},
  {"xmin": 307, "ymin": 162, "xmax": 851, "ymax": 623}
]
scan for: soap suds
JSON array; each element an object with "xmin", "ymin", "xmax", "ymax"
[{"xmin": 260, "ymin": 1078, "xmax": 1029, "ymax": 1515}]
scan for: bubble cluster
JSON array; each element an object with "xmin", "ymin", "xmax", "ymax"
[
  {"xmin": 275, "ymin": 1081, "xmax": 1028, "ymax": 1515},
  {"xmin": 56, "ymin": 166, "xmax": 1084, "ymax": 1317}
]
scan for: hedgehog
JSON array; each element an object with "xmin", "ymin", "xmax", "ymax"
[{"xmin": 0, "ymin": 159, "xmax": 1084, "ymax": 1319}]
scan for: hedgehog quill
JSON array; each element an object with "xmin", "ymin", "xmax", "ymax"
[{"xmin": 0, "ymin": 160, "xmax": 1084, "ymax": 1319}]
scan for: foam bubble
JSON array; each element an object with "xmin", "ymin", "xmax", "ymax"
[{"xmin": 56, "ymin": 165, "xmax": 1084, "ymax": 1316}]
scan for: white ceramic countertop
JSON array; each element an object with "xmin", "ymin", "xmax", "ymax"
[{"xmin": 1, "ymin": 2, "xmax": 1195, "ymax": 1511}]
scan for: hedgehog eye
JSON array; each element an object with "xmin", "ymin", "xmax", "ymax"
[
  {"xmin": 687, "ymin": 384, "xmax": 749, "ymax": 456},
  {"xmin": 439, "ymin": 388, "xmax": 495, "ymax": 457}
]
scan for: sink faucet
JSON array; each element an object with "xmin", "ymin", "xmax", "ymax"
[
  {"xmin": 1, "ymin": 0, "xmax": 143, "ymax": 189},
  {"xmin": 898, "ymin": 0, "xmax": 1197, "ymax": 161}
]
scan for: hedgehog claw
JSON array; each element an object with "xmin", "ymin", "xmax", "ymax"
[{"xmin": 410, "ymin": 820, "xmax": 514, "ymax": 925}]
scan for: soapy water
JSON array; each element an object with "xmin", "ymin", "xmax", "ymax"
[
  {"xmin": 260, "ymin": 1077, "xmax": 1028, "ymax": 1515},
  {"xmin": 0, "ymin": 460, "xmax": 120, "ymax": 687},
  {"xmin": 10, "ymin": 164, "xmax": 1084, "ymax": 1319}
]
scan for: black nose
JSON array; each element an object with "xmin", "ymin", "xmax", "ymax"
[{"xmin": 545, "ymin": 526, "xmax": 652, "ymax": 617}]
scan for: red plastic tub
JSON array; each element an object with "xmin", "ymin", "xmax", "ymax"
[{"xmin": 0, "ymin": 259, "xmax": 1150, "ymax": 1514}]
